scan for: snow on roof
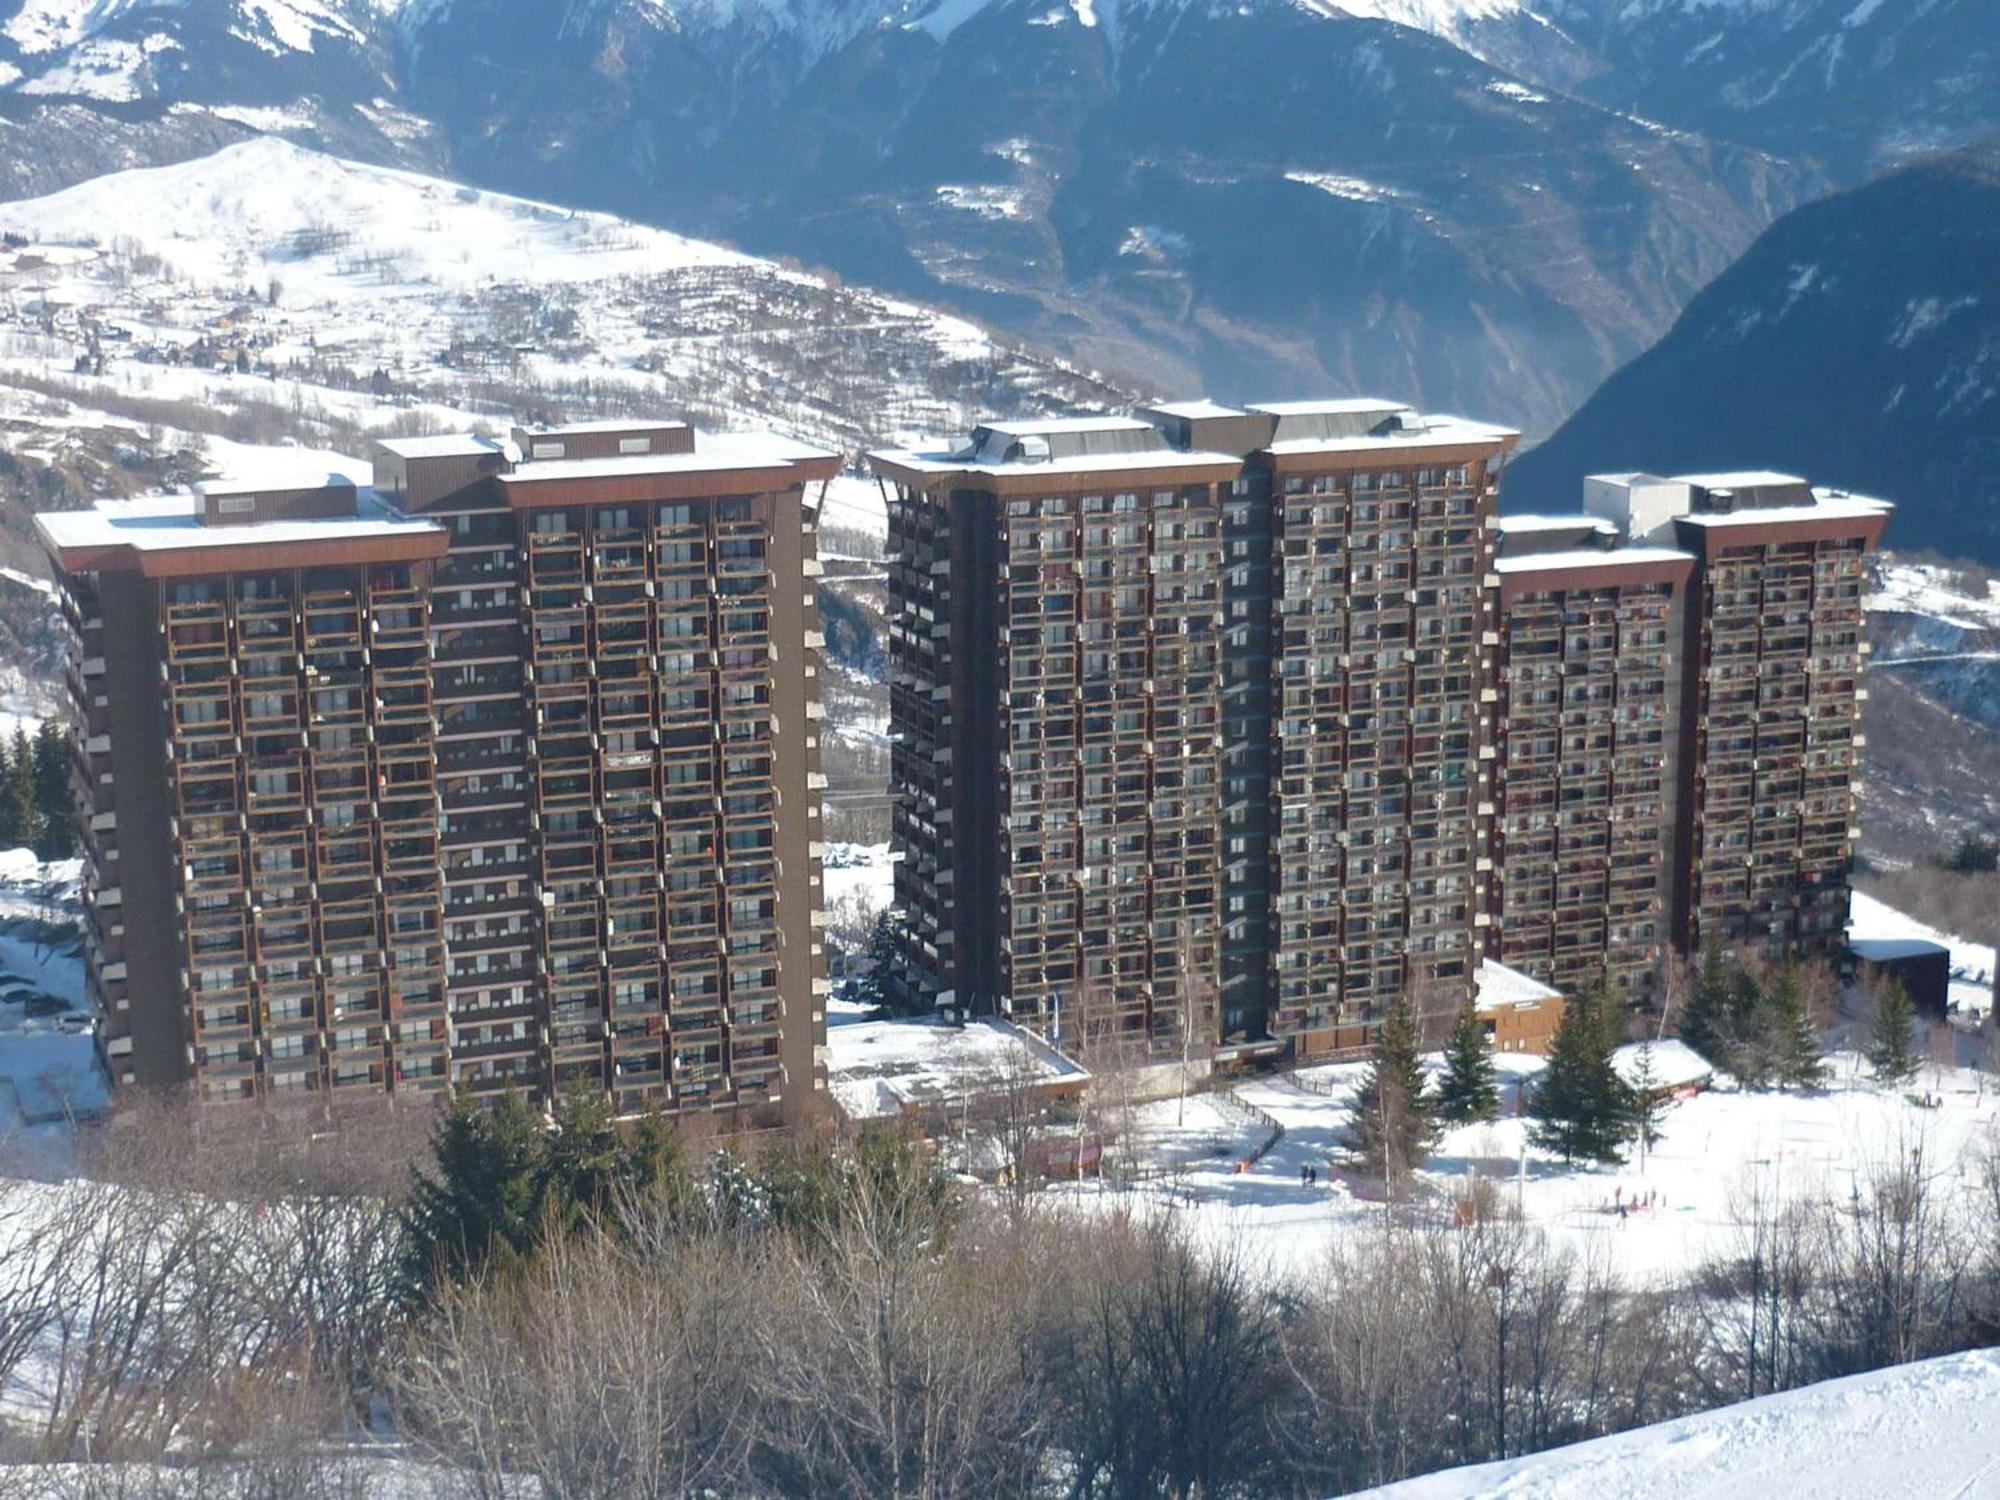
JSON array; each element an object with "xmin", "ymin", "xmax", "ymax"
[
  {"xmin": 977, "ymin": 415, "xmax": 1155, "ymax": 436},
  {"xmin": 1494, "ymin": 545, "xmax": 1693, "ymax": 575},
  {"xmin": 868, "ymin": 445, "xmax": 1240, "ymax": 479},
  {"xmin": 1674, "ymin": 492, "xmax": 1891, "ymax": 528},
  {"xmin": 1146, "ymin": 399, "xmax": 1245, "ymax": 419},
  {"xmin": 1610, "ymin": 1039, "xmax": 1713, "ymax": 1093},
  {"xmin": 1363, "ymin": 1348, "xmax": 2000, "ymax": 1500},
  {"xmin": 522, "ymin": 419, "xmax": 690, "ymax": 436},
  {"xmin": 1672, "ymin": 469, "xmax": 1810, "ymax": 490},
  {"xmin": 37, "ymin": 489, "xmax": 442, "ymax": 554},
  {"xmin": 1847, "ymin": 890, "xmax": 1995, "ymax": 1014},
  {"xmin": 1850, "ymin": 937, "xmax": 1950, "ymax": 963},
  {"xmin": 501, "ymin": 430, "xmax": 835, "ymax": 484},
  {"xmin": 824, "ymin": 1016, "xmax": 1087, "ymax": 1121},
  {"xmin": 1494, "ymin": 513, "xmax": 1616, "ymax": 534},
  {"xmin": 193, "ymin": 473, "xmax": 353, "ymax": 497},
  {"xmin": 1474, "ymin": 958, "xmax": 1560, "ymax": 1011},
  {"xmin": 1248, "ymin": 397, "xmax": 1412, "ymax": 417},
  {"xmin": 1262, "ymin": 414, "xmax": 1518, "ymax": 455},
  {"xmin": 375, "ymin": 434, "xmax": 504, "ymax": 460}
]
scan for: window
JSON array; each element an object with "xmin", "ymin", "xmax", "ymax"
[
  {"xmin": 618, "ymin": 436, "xmax": 651, "ymax": 454},
  {"xmin": 216, "ymin": 495, "xmax": 256, "ymax": 515},
  {"xmin": 531, "ymin": 442, "xmax": 565, "ymax": 459}
]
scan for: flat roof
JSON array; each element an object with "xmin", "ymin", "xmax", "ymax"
[
  {"xmin": 1674, "ymin": 470, "xmax": 1810, "ymax": 490},
  {"xmin": 1495, "ymin": 545, "xmax": 1693, "ymax": 575},
  {"xmin": 1263, "ymin": 414, "xmax": 1519, "ymax": 456},
  {"xmin": 374, "ymin": 434, "xmax": 504, "ymax": 460},
  {"xmin": 824, "ymin": 1015, "xmax": 1087, "ymax": 1121},
  {"xmin": 868, "ymin": 445, "xmax": 1241, "ymax": 479},
  {"xmin": 1145, "ymin": 399, "xmax": 1245, "ymax": 419},
  {"xmin": 500, "ymin": 429, "xmax": 837, "ymax": 485},
  {"xmin": 1496, "ymin": 513, "xmax": 1617, "ymax": 535},
  {"xmin": 1248, "ymin": 397, "xmax": 1412, "ymax": 417},
  {"xmin": 37, "ymin": 489, "xmax": 440, "ymax": 554},
  {"xmin": 1675, "ymin": 492, "xmax": 1892, "ymax": 529},
  {"xmin": 976, "ymin": 415, "xmax": 1156, "ymax": 436},
  {"xmin": 518, "ymin": 418, "xmax": 692, "ymax": 436},
  {"xmin": 194, "ymin": 473, "xmax": 355, "ymax": 498}
]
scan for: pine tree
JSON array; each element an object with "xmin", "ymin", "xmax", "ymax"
[
  {"xmin": 1678, "ymin": 942, "xmax": 1735, "ymax": 1069},
  {"xmin": 7, "ymin": 727, "xmax": 35, "ymax": 854},
  {"xmin": 856, "ymin": 910, "xmax": 901, "ymax": 1012},
  {"xmin": 1771, "ymin": 962, "xmax": 1828, "ymax": 1090},
  {"xmin": 1436, "ymin": 999, "xmax": 1500, "ymax": 1125},
  {"xmin": 31, "ymin": 720, "xmax": 74, "ymax": 860},
  {"xmin": 1866, "ymin": 976, "xmax": 1918, "ymax": 1086},
  {"xmin": 1345, "ymin": 989, "xmax": 1436, "ymax": 1188},
  {"xmin": 547, "ymin": 1088, "xmax": 626, "ymax": 1225},
  {"xmin": 400, "ymin": 1090, "xmax": 551, "ymax": 1301},
  {"xmin": 1530, "ymin": 975, "xmax": 1637, "ymax": 1165},
  {"xmin": 0, "ymin": 738, "xmax": 21, "ymax": 850},
  {"xmin": 1627, "ymin": 1039, "xmax": 1667, "ymax": 1171}
]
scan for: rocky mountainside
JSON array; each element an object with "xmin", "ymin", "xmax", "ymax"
[
  {"xmin": 1507, "ymin": 145, "xmax": 2000, "ymax": 565},
  {"xmin": 0, "ymin": 0, "xmax": 1809, "ymax": 437}
]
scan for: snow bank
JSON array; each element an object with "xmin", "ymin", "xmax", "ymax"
[{"xmin": 1362, "ymin": 1348, "xmax": 2000, "ymax": 1499}]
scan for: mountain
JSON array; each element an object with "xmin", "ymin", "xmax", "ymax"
[
  {"xmin": 1526, "ymin": 0, "xmax": 2000, "ymax": 178},
  {"xmin": 1507, "ymin": 145, "xmax": 2000, "ymax": 566},
  {"xmin": 0, "ymin": 0, "xmax": 1994, "ymax": 438},
  {"xmin": 0, "ymin": 0, "xmax": 1811, "ymax": 438}
]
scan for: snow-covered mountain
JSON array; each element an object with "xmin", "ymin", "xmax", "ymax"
[{"xmin": 0, "ymin": 0, "xmax": 1994, "ymax": 433}]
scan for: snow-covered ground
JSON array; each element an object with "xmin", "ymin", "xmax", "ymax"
[
  {"xmin": 1866, "ymin": 556, "xmax": 2000, "ymax": 632},
  {"xmin": 0, "ymin": 139, "xmax": 1113, "ymax": 481},
  {"xmin": 1365, "ymin": 1347, "xmax": 2000, "ymax": 1499},
  {"xmin": 0, "ymin": 849, "xmax": 100, "ymax": 1152},
  {"xmin": 1075, "ymin": 1049, "xmax": 2000, "ymax": 1284},
  {"xmin": 822, "ymin": 840, "xmax": 895, "ymax": 915},
  {"xmin": 1849, "ymin": 887, "xmax": 1996, "ymax": 1022}
]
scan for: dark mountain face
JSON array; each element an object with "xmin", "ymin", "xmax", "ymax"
[
  {"xmin": 1529, "ymin": 0, "xmax": 2000, "ymax": 178},
  {"xmin": 1, "ymin": 0, "xmax": 1991, "ymax": 439},
  {"xmin": 1507, "ymin": 146, "xmax": 2000, "ymax": 565},
  {"xmin": 398, "ymin": 0, "xmax": 1813, "ymax": 435}
]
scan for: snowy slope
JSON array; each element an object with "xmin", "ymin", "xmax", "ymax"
[
  {"xmin": 0, "ymin": 136, "xmax": 751, "ymax": 291},
  {"xmin": 1363, "ymin": 1349, "xmax": 2000, "ymax": 1499},
  {"xmin": 0, "ymin": 139, "xmax": 1119, "ymax": 465}
]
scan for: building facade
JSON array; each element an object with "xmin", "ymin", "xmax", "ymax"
[
  {"xmin": 879, "ymin": 409, "xmax": 1889, "ymax": 1061},
  {"xmin": 873, "ymin": 400, "xmax": 1520, "ymax": 1060},
  {"xmin": 41, "ymin": 421, "xmax": 837, "ymax": 1124}
]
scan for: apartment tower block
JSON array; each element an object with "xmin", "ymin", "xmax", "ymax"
[
  {"xmin": 878, "ymin": 404, "xmax": 1890, "ymax": 1059},
  {"xmin": 40, "ymin": 420, "xmax": 837, "ymax": 1123}
]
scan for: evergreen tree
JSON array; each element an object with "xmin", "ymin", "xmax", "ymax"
[
  {"xmin": 7, "ymin": 727, "xmax": 34, "ymax": 854},
  {"xmin": 1344, "ymin": 990, "xmax": 1436, "ymax": 1188},
  {"xmin": 1678, "ymin": 943, "xmax": 1735, "ymax": 1069},
  {"xmin": 1866, "ymin": 976, "xmax": 1918, "ymax": 1086},
  {"xmin": 861, "ymin": 910, "xmax": 902, "ymax": 1012},
  {"xmin": 1771, "ymin": 962, "xmax": 1828, "ymax": 1090},
  {"xmin": 547, "ymin": 1088, "xmax": 626, "ymax": 1226},
  {"xmin": 31, "ymin": 720, "xmax": 74, "ymax": 860},
  {"xmin": 1529, "ymin": 975, "xmax": 1636, "ymax": 1165},
  {"xmin": 1627, "ymin": 1039, "xmax": 1667, "ymax": 1171},
  {"xmin": 0, "ymin": 738, "xmax": 21, "ymax": 849},
  {"xmin": 400, "ymin": 1090, "xmax": 551, "ymax": 1301},
  {"xmin": 1435, "ymin": 999, "xmax": 1500, "ymax": 1125}
]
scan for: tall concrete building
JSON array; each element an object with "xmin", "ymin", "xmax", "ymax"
[
  {"xmin": 877, "ymin": 405, "xmax": 1889, "ymax": 1062},
  {"xmin": 41, "ymin": 420, "xmax": 837, "ymax": 1124},
  {"xmin": 872, "ymin": 400, "xmax": 1519, "ymax": 1059}
]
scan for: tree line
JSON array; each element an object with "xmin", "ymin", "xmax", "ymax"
[
  {"xmin": 0, "ymin": 1080, "xmax": 1992, "ymax": 1500},
  {"xmin": 0, "ymin": 719, "xmax": 75, "ymax": 862}
]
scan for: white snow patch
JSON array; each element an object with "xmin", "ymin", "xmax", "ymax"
[
  {"xmin": 15, "ymin": 33, "xmax": 178, "ymax": 100},
  {"xmin": 1888, "ymin": 294, "xmax": 1980, "ymax": 349},
  {"xmin": 1364, "ymin": 1350, "xmax": 2000, "ymax": 1499},
  {"xmin": 933, "ymin": 183, "xmax": 1026, "ymax": 221},
  {"xmin": 1485, "ymin": 78, "xmax": 1549, "ymax": 103},
  {"xmin": 908, "ymin": 0, "xmax": 995, "ymax": 41},
  {"xmin": 1283, "ymin": 169, "xmax": 1400, "ymax": 203}
]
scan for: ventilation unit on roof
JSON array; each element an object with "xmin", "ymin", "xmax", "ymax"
[
  {"xmin": 1708, "ymin": 489, "xmax": 1737, "ymax": 513},
  {"xmin": 1013, "ymin": 436, "xmax": 1050, "ymax": 464}
]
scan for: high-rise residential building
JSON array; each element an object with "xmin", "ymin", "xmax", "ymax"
[
  {"xmin": 1488, "ymin": 516, "xmax": 1694, "ymax": 1006},
  {"xmin": 1585, "ymin": 472, "xmax": 1888, "ymax": 962},
  {"xmin": 877, "ymin": 406, "xmax": 1889, "ymax": 1063},
  {"xmin": 40, "ymin": 420, "xmax": 837, "ymax": 1124},
  {"xmin": 872, "ymin": 400, "xmax": 1519, "ymax": 1060}
]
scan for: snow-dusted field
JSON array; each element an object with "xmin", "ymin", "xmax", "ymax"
[
  {"xmin": 0, "ymin": 138, "xmax": 1113, "ymax": 476},
  {"xmin": 1364, "ymin": 1347, "xmax": 2000, "ymax": 1499},
  {"xmin": 1075, "ymin": 1051, "xmax": 2000, "ymax": 1285}
]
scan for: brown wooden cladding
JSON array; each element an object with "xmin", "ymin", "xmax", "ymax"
[{"xmin": 47, "ymin": 529, "xmax": 451, "ymax": 579}]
